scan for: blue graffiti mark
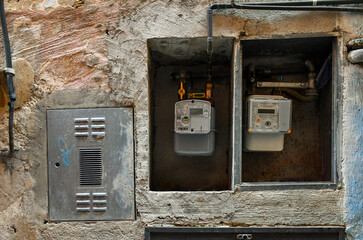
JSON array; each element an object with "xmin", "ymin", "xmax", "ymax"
[{"xmin": 57, "ymin": 137, "xmax": 75, "ymax": 166}]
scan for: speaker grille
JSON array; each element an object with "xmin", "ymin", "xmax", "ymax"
[{"xmin": 79, "ymin": 149, "xmax": 103, "ymax": 186}]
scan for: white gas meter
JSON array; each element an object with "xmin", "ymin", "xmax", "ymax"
[
  {"xmin": 174, "ymin": 100, "xmax": 215, "ymax": 156},
  {"xmin": 244, "ymin": 95, "xmax": 292, "ymax": 151}
]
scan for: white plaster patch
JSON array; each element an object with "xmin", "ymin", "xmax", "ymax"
[{"xmin": 43, "ymin": 0, "xmax": 57, "ymax": 8}]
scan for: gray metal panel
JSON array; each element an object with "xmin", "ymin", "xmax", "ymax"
[
  {"xmin": 332, "ymin": 37, "xmax": 342, "ymax": 184},
  {"xmin": 232, "ymin": 40, "xmax": 242, "ymax": 186},
  {"xmin": 278, "ymin": 100, "xmax": 292, "ymax": 132},
  {"xmin": 47, "ymin": 108, "xmax": 134, "ymax": 221},
  {"xmin": 238, "ymin": 182, "xmax": 337, "ymax": 191}
]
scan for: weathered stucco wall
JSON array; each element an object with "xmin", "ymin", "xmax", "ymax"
[
  {"xmin": 0, "ymin": 0, "xmax": 361, "ymax": 239},
  {"xmin": 339, "ymin": 14, "xmax": 363, "ymax": 240}
]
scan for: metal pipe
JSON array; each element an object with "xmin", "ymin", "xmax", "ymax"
[
  {"xmin": 305, "ymin": 60, "xmax": 317, "ymax": 90},
  {"xmin": 0, "ymin": 0, "xmax": 16, "ymax": 153},
  {"xmin": 281, "ymin": 88, "xmax": 317, "ymax": 102},
  {"xmin": 207, "ymin": 7, "xmax": 214, "ymax": 55},
  {"xmin": 207, "ymin": 3, "xmax": 363, "ymax": 54},
  {"xmin": 207, "ymin": 2, "xmax": 363, "ymax": 52},
  {"xmin": 207, "ymin": 7, "xmax": 213, "ymax": 95},
  {"xmin": 228, "ymin": 4, "xmax": 363, "ymax": 12},
  {"xmin": 207, "ymin": 3, "xmax": 235, "ymax": 55},
  {"xmin": 207, "ymin": 1, "xmax": 363, "ymax": 95},
  {"xmin": 305, "ymin": 60, "xmax": 315, "ymax": 72},
  {"xmin": 232, "ymin": 0, "xmax": 363, "ymax": 6}
]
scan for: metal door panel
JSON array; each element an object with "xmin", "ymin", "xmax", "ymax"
[{"xmin": 47, "ymin": 108, "xmax": 134, "ymax": 221}]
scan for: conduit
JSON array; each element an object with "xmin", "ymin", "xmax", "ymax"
[
  {"xmin": 0, "ymin": 0, "xmax": 16, "ymax": 153},
  {"xmin": 207, "ymin": 0, "xmax": 363, "ymax": 55},
  {"xmin": 232, "ymin": 0, "xmax": 363, "ymax": 6}
]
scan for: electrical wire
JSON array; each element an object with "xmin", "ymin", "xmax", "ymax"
[{"xmin": 0, "ymin": 0, "xmax": 16, "ymax": 153}]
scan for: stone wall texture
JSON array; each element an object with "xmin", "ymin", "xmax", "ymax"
[{"xmin": 0, "ymin": 0, "xmax": 361, "ymax": 239}]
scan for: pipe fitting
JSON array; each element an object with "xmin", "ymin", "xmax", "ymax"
[
  {"xmin": 308, "ymin": 72, "xmax": 316, "ymax": 89},
  {"xmin": 305, "ymin": 60, "xmax": 315, "ymax": 72}
]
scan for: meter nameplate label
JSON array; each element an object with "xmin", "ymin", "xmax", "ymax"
[{"xmin": 175, "ymin": 100, "xmax": 211, "ymax": 134}]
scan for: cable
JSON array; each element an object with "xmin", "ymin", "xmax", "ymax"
[
  {"xmin": 8, "ymin": 102, "xmax": 14, "ymax": 152},
  {"xmin": 0, "ymin": 0, "xmax": 16, "ymax": 153}
]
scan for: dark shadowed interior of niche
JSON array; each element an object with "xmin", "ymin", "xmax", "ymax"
[
  {"xmin": 148, "ymin": 37, "xmax": 234, "ymax": 191},
  {"xmin": 241, "ymin": 37, "xmax": 334, "ymax": 182}
]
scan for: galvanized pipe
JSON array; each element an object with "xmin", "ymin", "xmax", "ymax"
[
  {"xmin": 228, "ymin": 4, "xmax": 363, "ymax": 11},
  {"xmin": 232, "ymin": 0, "xmax": 363, "ymax": 6},
  {"xmin": 207, "ymin": 1, "xmax": 363, "ymax": 55}
]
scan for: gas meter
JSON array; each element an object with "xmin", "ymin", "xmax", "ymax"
[
  {"xmin": 244, "ymin": 95, "xmax": 292, "ymax": 151},
  {"xmin": 174, "ymin": 99, "xmax": 215, "ymax": 156}
]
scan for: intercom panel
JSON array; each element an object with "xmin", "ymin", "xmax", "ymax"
[{"xmin": 47, "ymin": 108, "xmax": 134, "ymax": 221}]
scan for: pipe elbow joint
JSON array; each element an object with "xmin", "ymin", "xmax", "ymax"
[{"xmin": 305, "ymin": 60, "xmax": 315, "ymax": 72}]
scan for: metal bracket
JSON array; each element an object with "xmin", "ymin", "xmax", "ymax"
[
  {"xmin": 237, "ymin": 234, "xmax": 253, "ymax": 239},
  {"xmin": 4, "ymin": 67, "xmax": 15, "ymax": 76},
  {"xmin": 256, "ymin": 81, "xmax": 308, "ymax": 88}
]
